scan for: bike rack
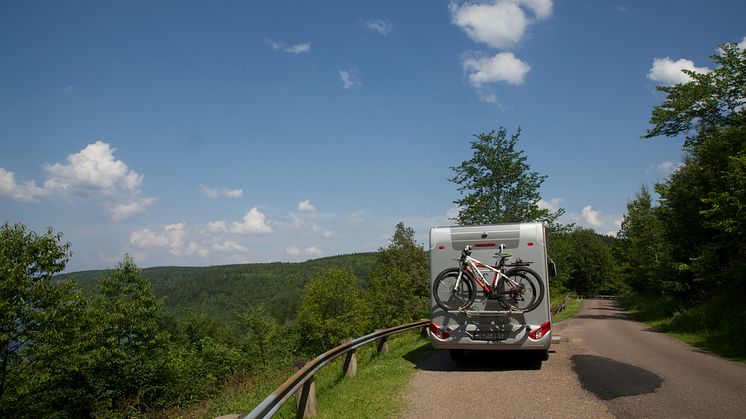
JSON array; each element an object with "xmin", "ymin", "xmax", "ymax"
[{"xmin": 447, "ymin": 309, "xmax": 523, "ymax": 317}]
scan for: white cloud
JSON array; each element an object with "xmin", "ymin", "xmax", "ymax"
[
  {"xmin": 363, "ymin": 19, "xmax": 393, "ymax": 35},
  {"xmin": 463, "ymin": 52, "xmax": 530, "ymax": 86},
  {"xmin": 539, "ymin": 197, "xmax": 564, "ymax": 212},
  {"xmin": 581, "ymin": 205, "xmax": 603, "ymax": 227},
  {"xmin": 0, "ymin": 168, "xmax": 46, "ymax": 202},
  {"xmin": 212, "ymin": 240, "xmax": 249, "ymax": 253},
  {"xmin": 304, "ymin": 246, "xmax": 323, "ymax": 256},
  {"xmin": 206, "ymin": 220, "xmax": 228, "ymax": 233},
  {"xmin": 265, "ymin": 38, "xmax": 311, "ymax": 54},
  {"xmin": 739, "ymin": 36, "xmax": 746, "ymax": 51},
  {"xmin": 200, "ymin": 184, "xmax": 243, "ymax": 199},
  {"xmin": 64, "ymin": 85, "xmax": 74, "ymax": 94},
  {"xmin": 286, "ymin": 245, "xmax": 301, "ymax": 256},
  {"xmin": 129, "ymin": 222, "xmax": 208, "ymax": 258},
  {"xmin": 450, "ymin": 0, "xmax": 552, "ymax": 50},
  {"xmin": 339, "ymin": 69, "xmax": 360, "ymax": 89},
  {"xmin": 230, "ymin": 207, "xmax": 273, "ymax": 234},
  {"xmin": 108, "ymin": 197, "xmax": 156, "ymax": 222},
  {"xmin": 647, "ymin": 57, "xmax": 710, "ymax": 85},
  {"xmin": 43, "ymin": 141, "xmax": 142, "ymax": 196},
  {"xmin": 1, "ymin": 141, "xmax": 153, "ymax": 221},
  {"xmin": 451, "ymin": 1, "xmax": 528, "ymax": 49},
  {"xmin": 298, "ymin": 199, "xmax": 316, "ymax": 212}
]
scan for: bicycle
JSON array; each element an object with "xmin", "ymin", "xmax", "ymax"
[{"xmin": 433, "ymin": 245, "xmax": 545, "ymax": 313}]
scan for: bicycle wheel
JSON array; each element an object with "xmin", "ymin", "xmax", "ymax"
[
  {"xmin": 497, "ymin": 267, "xmax": 544, "ymax": 312},
  {"xmin": 433, "ymin": 268, "xmax": 476, "ymax": 311}
]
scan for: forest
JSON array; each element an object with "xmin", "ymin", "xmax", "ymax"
[{"xmin": 1, "ymin": 41, "xmax": 744, "ymax": 417}]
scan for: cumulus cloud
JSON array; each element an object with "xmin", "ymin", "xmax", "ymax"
[
  {"xmin": 339, "ymin": 69, "xmax": 360, "ymax": 89},
  {"xmin": 304, "ymin": 246, "xmax": 323, "ymax": 256},
  {"xmin": 265, "ymin": 38, "xmax": 311, "ymax": 54},
  {"xmin": 739, "ymin": 36, "xmax": 746, "ymax": 51},
  {"xmin": 212, "ymin": 240, "xmax": 249, "ymax": 253},
  {"xmin": 0, "ymin": 141, "xmax": 153, "ymax": 221},
  {"xmin": 108, "ymin": 197, "xmax": 156, "ymax": 222},
  {"xmin": 230, "ymin": 207, "xmax": 273, "ymax": 234},
  {"xmin": 200, "ymin": 184, "xmax": 243, "ymax": 199},
  {"xmin": 363, "ymin": 19, "xmax": 393, "ymax": 35},
  {"xmin": 286, "ymin": 245, "xmax": 301, "ymax": 256},
  {"xmin": 647, "ymin": 57, "xmax": 710, "ymax": 85},
  {"xmin": 298, "ymin": 199, "xmax": 316, "ymax": 212},
  {"xmin": 206, "ymin": 220, "xmax": 228, "ymax": 233},
  {"xmin": 463, "ymin": 52, "xmax": 530, "ymax": 86},
  {"xmin": 539, "ymin": 197, "xmax": 564, "ymax": 212},
  {"xmin": 129, "ymin": 222, "xmax": 208, "ymax": 257},
  {"xmin": 0, "ymin": 168, "xmax": 46, "ymax": 202},
  {"xmin": 581, "ymin": 205, "xmax": 603, "ymax": 227},
  {"xmin": 450, "ymin": 0, "xmax": 552, "ymax": 49}
]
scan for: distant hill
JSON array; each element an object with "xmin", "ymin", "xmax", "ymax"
[{"xmin": 62, "ymin": 252, "xmax": 377, "ymax": 323}]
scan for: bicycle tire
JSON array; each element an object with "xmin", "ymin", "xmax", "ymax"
[
  {"xmin": 497, "ymin": 267, "xmax": 545, "ymax": 312},
  {"xmin": 433, "ymin": 268, "xmax": 476, "ymax": 311}
]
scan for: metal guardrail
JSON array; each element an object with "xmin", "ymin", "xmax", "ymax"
[
  {"xmin": 244, "ymin": 319, "xmax": 430, "ymax": 419},
  {"xmin": 550, "ymin": 294, "xmax": 572, "ymax": 315}
]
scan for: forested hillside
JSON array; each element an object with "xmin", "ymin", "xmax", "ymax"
[{"xmin": 62, "ymin": 253, "xmax": 376, "ymax": 323}]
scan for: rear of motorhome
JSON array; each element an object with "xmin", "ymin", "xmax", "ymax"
[{"xmin": 427, "ymin": 222, "xmax": 554, "ymax": 361}]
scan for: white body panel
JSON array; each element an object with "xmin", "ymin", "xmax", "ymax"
[{"xmin": 428, "ymin": 222, "xmax": 552, "ymax": 351}]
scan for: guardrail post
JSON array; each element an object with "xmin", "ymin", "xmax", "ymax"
[
  {"xmin": 293, "ymin": 360, "xmax": 316, "ymax": 418},
  {"xmin": 419, "ymin": 325, "xmax": 428, "ymax": 339},
  {"xmin": 374, "ymin": 330, "xmax": 388, "ymax": 355},
  {"xmin": 341, "ymin": 338, "xmax": 357, "ymax": 378}
]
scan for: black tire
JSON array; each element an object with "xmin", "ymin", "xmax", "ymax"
[
  {"xmin": 497, "ymin": 267, "xmax": 545, "ymax": 312},
  {"xmin": 433, "ymin": 268, "xmax": 476, "ymax": 311}
]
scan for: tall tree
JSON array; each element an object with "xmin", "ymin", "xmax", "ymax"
[
  {"xmin": 0, "ymin": 222, "xmax": 79, "ymax": 413},
  {"xmin": 615, "ymin": 185, "xmax": 670, "ymax": 293},
  {"xmin": 367, "ymin": 222, "xmax": 429, "ymax": 328},
  {"xmin": 295, "ymin": 268, "xmax": 372, "ymax": 355},
  {"xmin": 450, "ymin": 127, "xmax": 562, "ymax": 225},
  {"xmin": 645, "ymin": 41, "xmax": 746, "ymax": 298}
]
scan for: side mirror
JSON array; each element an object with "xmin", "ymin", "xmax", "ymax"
[{"xmin": 548, "ymin": 258, "xmax": 557, "ymax": 279}]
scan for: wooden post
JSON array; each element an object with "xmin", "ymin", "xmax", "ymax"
[
  {"xmin": 419, "ymin": 325, "xmax": 428, "ymax": 339},
  {"xmin": 341, "ymin": 338, "xmax": 357, "ymax": 378},
  {"xmin": 293, "ymin": 360, "xmax": 317, "ymax": 418},
  {"xmin": 375, "ymin": 330, "xmax": 389, "ymax": 355}
]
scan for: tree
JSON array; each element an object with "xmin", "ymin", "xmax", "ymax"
[
  {"xmin": 549, "ymin": 228, "xmax": 617, "ymax": 297},
  {"xmin": 450, "ymin": 127, "xmax": 562, "ymax": 225},
  {"xmin": 0, "ymin": 222, "xmax": 79, "ymax": 414},
  {"xmin": 367, "ymin": 223, "xmax": 429, "ymax": 328},
  {"xmin": 614, "ymin": 185, "xmax": 670, "ymax": 293},
  {"xmin": 295, "ymin": 268, "xmax": 372, "ymax": 355},
  {"xmin": 644, "ymin": 41, "xmax": 746, "ymax": 299}
]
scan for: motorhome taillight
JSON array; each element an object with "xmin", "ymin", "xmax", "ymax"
[
  {"xmin": 429, "ymin": 321, "xmax": 451, "ymax": 340},
  {"xmin": 529, "ymin": 321, "xmax": 551, "ymax": 340}
]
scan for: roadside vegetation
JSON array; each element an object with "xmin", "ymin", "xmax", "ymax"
[{"xmin": 2, "ymin": 37, "xmax": 741, "ymax": 419}]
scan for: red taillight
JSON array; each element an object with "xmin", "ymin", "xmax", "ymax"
[
  {"xmin": 529, "ymin": 321, "xmax": 551, "ymax": 340},
  {"xmin": 474, "ymin": 242, "xmax": 496, "ymax": 247},
  {"xmin": 429, "ymin": 321, "xmax": 451, "ymax": 340},
  {"xmin": 438, "ymin": 245, "xmax": 445, "ymax": 249},
  {"xmin": 527, "ymin": 241, "xmax": 534, "ymax": 246}
]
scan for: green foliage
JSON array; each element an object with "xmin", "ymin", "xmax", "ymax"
[
  {"xmin": 65, "ymin": 252, "xmax": 377, "ymax": 324},
  {"xmin": 614, "ymin": 185, "xmax": 671, "ymax": 293},
  {"xmin": 548, "ymin": 228, "xmax": 618, "ymax": 297},
  {"xmin": 0, "ymin": 222, "xmax": 78, "ymax": 416},
  {"xmin": 366, "ymin": 223, "xmax": 429, "ymax": 328},
  {"xmin": 296, "ymin": 268, "xmax": 373, "ymax": 355},
  {"xmin": 239, "ymin": 304, "xmax": 294, "ymax": 372},
  {"xmin": 642, "ymin": 41, "xmax": 746, "ymax": 301},
  {"xmin": 450, "ymin": 127, "xmax": 563, "ymax": 225}
]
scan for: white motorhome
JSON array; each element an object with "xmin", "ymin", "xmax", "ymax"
[{"xmin": 427, "ymin": 222, "xmax": 555, "ymax": 362}]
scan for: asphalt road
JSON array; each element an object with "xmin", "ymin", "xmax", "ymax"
[{"xmin": 404, "ymin": 299, "xmax": 746, "ymax": 418}]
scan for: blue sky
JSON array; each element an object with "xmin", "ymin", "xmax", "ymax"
[{"xmin": 2, "ymin": 0, "xmax": 744, "ymax": 271}]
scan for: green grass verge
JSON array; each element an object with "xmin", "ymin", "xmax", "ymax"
[
  {"xmin": 551, "ymin": 298, "xmax": 582, "ymax": 323},
  {"xmin": 199, "ymin": 331, "xmax": 433, "ymax": 418},
  {"xmin": 620, "ymin": 293, "xmax": 746, "ymax": 364}
]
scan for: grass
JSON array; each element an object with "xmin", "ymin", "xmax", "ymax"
[
  {"xmin": 185, "ymin": 331, "xmax": 434, "ymax": 418},
  {"xmin": 620, "ymin": 293, "xmax": 746, "ymax": 364},
  {"xmin": 550, "ymin": 292, "xmax": 582, "ymax": 324}
]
